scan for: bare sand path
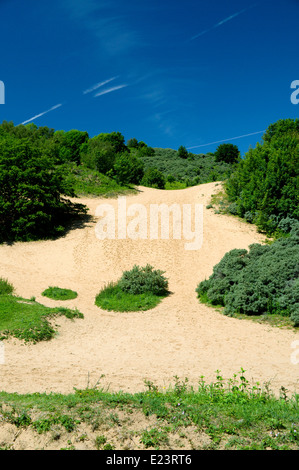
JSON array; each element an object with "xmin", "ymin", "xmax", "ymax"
[{"xmin": 0, "ymin": 183, "xmax": 298, "ymax": 395}]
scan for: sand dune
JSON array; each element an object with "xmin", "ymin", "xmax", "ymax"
[{"xmin": 0, "ymin": 182, "xmax": 298, "ymax": 395}]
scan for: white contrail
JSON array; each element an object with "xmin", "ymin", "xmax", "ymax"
[
  {"xmin": 190, "ymin": 5, "xmax": 255, "ymax": 41},
  {"xmin": 94, "ymin": 84, "xmax": 128, "ymax": 97},
  {"xmin": 21, "ymin": 103, "xmax": 63, "ymax": 125},
  {"xmin": 187, "ymin": 130, "xmax": 266, "ymax": 150},
  {"xmin": 83, "ymin": 76, "xmax": 118, "ymax": 94}
]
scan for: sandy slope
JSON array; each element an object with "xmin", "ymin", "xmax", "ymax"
[{"xmin": 0, "ymin": 182, "xmax": 298, "ymax": 395}]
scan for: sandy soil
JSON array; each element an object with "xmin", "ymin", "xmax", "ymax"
[{"xmin": 0, "ymin": 182, "xmax": 298, "ymax": 396}]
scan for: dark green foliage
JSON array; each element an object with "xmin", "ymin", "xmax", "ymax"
[
  {"xmin": 0, "ymin": 278, "xmax": 14, "ymax": 295},
  {"xmin": 277, "ymin": 217, "xmax": 299, "ymax": 234},
  {"xmin": 177, "ymin": 145, "xmax": 189, "ymax": 159},
  {"xmin": 57, "ymin": 130, "xmax": 89, "ymax": 164},
  {"xmin": 127, "ymin": 137, "xmax": 139, "ymax": 148},
  {"xmin": 0, "ymin": 136, "xmax": 87, "ymax": 242},
  {"xmin": 262, "ymin": 118, "xmax": 299, "ymax": 143},
  {"xmin": 214, "ymin": 143, "xmax": 240, "ymax": 164},
  {"xmin": 113, "ymin": 152, "xmax": 144, "ymax": 185},
  {"xmin": 136, "ymin": 144, "xmax": 155, "ymax": 158},
  {"xmin": 94, "ymin": 131, "xmax": 127, "ymax": 154},
  {"xmin": 141, "ymin": 167, "xmax": 166, "ymax": 189},
  {"xmin": 196, "ymin": 227, "xmax": 299, "ymax": 325},
  {"xmin": 225, "ymin": 119, "xmax": 299, "ymax": 234},
  {"xmin": 80, "ymin": 137, "xmax": 115, "ymax": 174},
  {"xmin": 119, "ymin": 264, "xmax": 169, "ymax": 296}
]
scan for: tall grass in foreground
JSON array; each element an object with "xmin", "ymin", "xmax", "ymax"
[{"xmin": 0, "ymin": 370, "xmax": 297, "ymax": 450}]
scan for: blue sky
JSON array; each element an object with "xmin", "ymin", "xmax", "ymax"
[{"xmin": 0, "ymin": 0, "xmax": 298, "ymax": 155}]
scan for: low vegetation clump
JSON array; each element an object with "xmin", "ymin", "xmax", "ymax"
[
  {"xmin": 119, "ymin": 264, "xmax": 169, "ymax": 296},
  {"xmin": 42, "ymin": 286, "xmax": 78, "ymax": 301},
  {"xmin": 95, "ymin": 265, "xmax": 169, "ymax": 312},
  {"xmin": 0, "ymin": 280, "xmax": 83, "ymax": 342},
  {"xmin": 0, "ymin": 370, "xmax": 298, "ymax": 450},
  {"xmin": 196, "ymin": 226, "xmax": 299, "ymax": 327},
  {"xmin": 0, "ymin": 277, "xmax": 14, "ymax": 295},
  {"xmin": 141, "ymin": 167, "xmax": 166, "ymax": 189}
]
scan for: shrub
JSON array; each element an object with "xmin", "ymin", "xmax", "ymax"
[
  {"xmin": 244, "ymin": 211, "xmax": 254, "ymax": 224},
  {"xmin": 119, "ymin": 264, "xmax": 168, "ymax": 296},
  {"xmin": 196, "ymin": 229, "xmax": 299, "ymax": 325},
  {"xmin": 0, "ymin": 278, "xmax": 14, "ymax": 295},
  {"xmin": 141, "ymin": 168, "xmax": 166, "ymax": 189},
  {"xmin": 113, "ymin": 152, "xmax": 144, "ymax": 185},
  {"xmin": 277, "ymin": 217, "xmax": 299, "ymax": 234},
  {"xmin": 227, "ymin": 202, "xmax": 239, "ymax": 215}
]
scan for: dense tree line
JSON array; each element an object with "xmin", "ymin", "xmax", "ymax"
[
  {"xmin": 225, "ymin": 118, "xmax": 299, "ymax": 235},
  {"xmin": 0, "ymin": 133, "xmax": 86, "ymax": 242},
  {"xmin": 2, "ymin": 117, "xmax": 296, "ymax": 244}
]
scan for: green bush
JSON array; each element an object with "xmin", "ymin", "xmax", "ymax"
[
  {"xmin": 196, "ymin": 227, "xmax": 299, "ymax": 326},
  {"xmin": 113, "ymin": 152, "xmax": 144, "ymax": 185},
  {"xmin": 0, "ymin": 278, "xmax": 14, "ymax": 295},
  {"xmin": 141, "ymin": 167, "xmax": 166, "ymax": 189},
  {"xmin": 119, "ymin": 264, "xmax": 169, "ymax": 296}
]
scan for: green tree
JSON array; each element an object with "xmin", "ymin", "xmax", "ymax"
[
  {"xmin": 113, "ymin": 152, "xmax": 144, "ymax": 185},
  {"xmin": 225, "ymin": 119, "xmax": 299, "ymax": 233},
  {"xmin": 81, "ymin": 137, "xmax": 116, "ymax": 174},
  {"xmin": 214, "ymin": 143, "xmax": 240, "ymax": 164},
  {"xmin": 127, "ymin": 137, "xmax": 139, "ymax": 148},
  {"xmin": 177, "ymin": 145, "xmax": 189, "ymax": 159},
  {"xmin": 95, "ymin": 131, "xmax": 127, "ymax": 154},
  {"xmin": 58, "ymin": 130, "xmax": 89, "ymax": 164},
  {"xmin": 0, "ymin": 136, "xmax": 86, "ymax": 242},
  {"xmin": 141, "ymin": 167, "xmax": 166, "ymax": 189}
]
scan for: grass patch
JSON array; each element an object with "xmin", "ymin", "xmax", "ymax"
[
  {"xmin": 0, "ymin": 294, "xmax": 83, "ymax": 342},
  {"xmin": 95, "ymin": 282, "xmax": 166, "ymax": 312},
  {"xmin": 0, "ymin": 370, "xmax": 298, "ymax": 450},
  {"xmin": 64, "ymin": 163, "xmax": 137, "ymax": 198},
  {"xmin": 164, "ymin": 181, "xmax": 187, "ymax": 190},
  {"xmin": 42, "ymin": 286, "xmax": 78, "ymax": 301},
  {"xmin": 0, "ymin": 278, "xmax": 14, "ymax": 295}
]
